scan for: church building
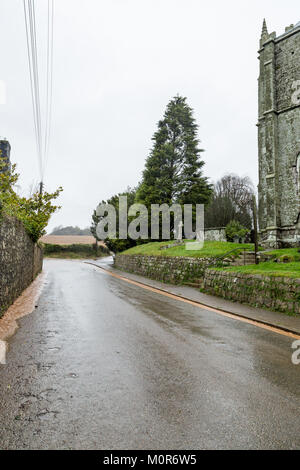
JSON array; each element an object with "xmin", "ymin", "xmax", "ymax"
[{"xmin": 258, "ymin": 20, "xmax": 300, "ymax": 247}]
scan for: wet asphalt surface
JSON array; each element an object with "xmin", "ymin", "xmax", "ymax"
[{"xmin": 0, "ymin": 259, "xmax": 299, "ymax": 450}]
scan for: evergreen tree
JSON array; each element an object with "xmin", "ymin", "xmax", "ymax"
[
  {"xmin": 136, "ymin": 95, "xmax": 212, "ymax": 209},
  {"xmin": 91, "ymin": 187, "xmax": 137, "ymax": 253}
]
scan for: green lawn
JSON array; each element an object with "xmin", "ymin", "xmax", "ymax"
[
  {"xmin": 121, "ymin": 240, "xmax": 300, "ymax": 278},
  {"xmin": 266, "ymin": 247, "xmax": 300, "ymax": 262},
  {"xmin": 213, "ymin": 261, "xmax": 300, "ymax": 278},
  {"xmin": 121, "ymin": 240, "xmax": 254, "ymax": 258}
]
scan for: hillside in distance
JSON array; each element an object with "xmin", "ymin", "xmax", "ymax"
[{"xmin": 50, "ymin": 225, "xmax": 91, "ymax": 236}]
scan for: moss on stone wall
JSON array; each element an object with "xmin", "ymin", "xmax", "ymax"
[
  {"xmin": 115, "ymin": 254, "xmax": 300, "ymax": 315},
  {"xmin": 0, "ymin": 215, "xmax": 43, "ymax": 317},
  {"xmin": 115, "ymin": 253, "xmax": 210, "ymax": 284},
  {"xmin": 203, "ymin": 269, "xmax": 300, "ymax": 314}
]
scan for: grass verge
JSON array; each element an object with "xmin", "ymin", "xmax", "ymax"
[
  {"xmin": 121, "ymin": 240, "xmax": 254, "ymax": 258},
  {"xmin": 212, "ymin": 261, "xmax": 300, "ymax": 278},
  {"xmin": 266, "ymin": 247, "xmax": 300, "ymax": 262}
]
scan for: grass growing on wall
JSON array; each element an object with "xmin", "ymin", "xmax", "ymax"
[
  {"xmin": 266, "ymin": 247, "xmax": 300, "ymax": 262},
  {"xmin": 213, "ymin": 261, "xmax": 300, "ymax": 278},
  {"xmin": 121, "ymin": 241, "xmax": 300, "ymax": 278},
  {"xmin": 122, "ymin": 240, "xmax": 254, "ymax": 258}
]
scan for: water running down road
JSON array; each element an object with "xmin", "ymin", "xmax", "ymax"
[{"xmin": 0, "ymin": 259, "xmax": 299, "ymax": 449}]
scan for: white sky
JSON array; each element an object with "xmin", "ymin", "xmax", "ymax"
[{"xmin": 0, "ymin": 0, "xmax": 299, "ymax": 231}]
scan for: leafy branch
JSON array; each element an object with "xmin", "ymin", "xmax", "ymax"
[{"xmin": 0, "ymin": 156, "xmax": 62, "ymax": 242}]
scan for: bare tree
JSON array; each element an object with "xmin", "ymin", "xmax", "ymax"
[{"xmin": 205, "ymin": 174, "xmax": 255, "ymax": 229}]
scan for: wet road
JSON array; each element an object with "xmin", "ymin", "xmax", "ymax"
[{"xmin": 0, "ymin": 259, "xmax": 299, "ymax": 449}]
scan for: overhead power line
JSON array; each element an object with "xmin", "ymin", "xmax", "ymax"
[
  {"xmin": 23, "ymin": 0, "xmax": 40, "ymax": 175},
  {"xmin": 23, "ymin": 0, "xmax": 54, "ymax": 187},
  {"xmin": 43, "ymin": 0, "xmax": 54, "ymax": 180}
]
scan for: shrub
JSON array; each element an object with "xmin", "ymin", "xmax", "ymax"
[
  {"xmin": 43, "ymin": 243, "xmax": 109, "ymax": 257},
  {"xmin": 225, "ymin": 220, "xmax": 250, "ymax": 242},
  {"xmin": 0, "ymin": 158, "xmax": 62, "ymax": 242}
]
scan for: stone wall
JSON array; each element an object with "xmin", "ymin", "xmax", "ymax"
[
  {"xmin": 115, "ymin": 254, "xmax": 300, "ymax": 315},
  {"xmin": 203, "ymin": 270, "xmax": 300, "ymax": 315},
  {"xmin": 204, "ymin": 227, "xmax": 226, "ymax": 242},
  {"xmin": 115, "ymin": 254, "xmax": 211, "ymax": 284},
  {"xmin": 0, "ymin": 215, "xmax": 43, "ymax": 317}
]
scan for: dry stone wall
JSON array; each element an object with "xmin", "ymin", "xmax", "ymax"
[
  {"xmin": 203, "ymin": 269, "xmax": 300, "ymax": 315},
  {"xmin": 0, "ymin": 215, "xmax": 43, "ymax": 317},
  {"xmin": 115, "ymin": 254, "xmax": 211, "ymax": 284},
  {"xmin": 115, "ymin": 254, "xmax": 300, "ymax": 315}
]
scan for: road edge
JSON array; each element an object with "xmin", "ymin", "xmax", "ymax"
[{"xmin": 85, "ymin": 261, "xmax": 300, "ymax": 339}]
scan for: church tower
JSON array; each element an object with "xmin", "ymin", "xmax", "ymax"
[{"xmin": 258, "ymin": 20, "xmax": 300, "ymax": 247}]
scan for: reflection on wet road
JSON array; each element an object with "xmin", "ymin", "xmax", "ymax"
[{"xmin": 0, "ymin": 259, "xmax": 299, "ymax": 449}]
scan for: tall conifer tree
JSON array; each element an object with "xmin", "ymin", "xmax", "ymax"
[{"xmin": 137, "ymin": 96, "xmax": 212, "ymax": 209}]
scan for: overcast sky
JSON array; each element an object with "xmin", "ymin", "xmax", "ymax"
[{"xmin": 0, "ymin": 0, "xmax": 299, "ymax": 232}]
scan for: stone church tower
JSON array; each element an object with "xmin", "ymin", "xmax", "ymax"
[{"xmin": 258, "ymin": 20, "xmax": 300, "ymax": 247}]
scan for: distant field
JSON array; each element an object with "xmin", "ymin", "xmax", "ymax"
[{"xmin": 40, "ymin": 235, "xmax": 99, "ymax": 245}]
